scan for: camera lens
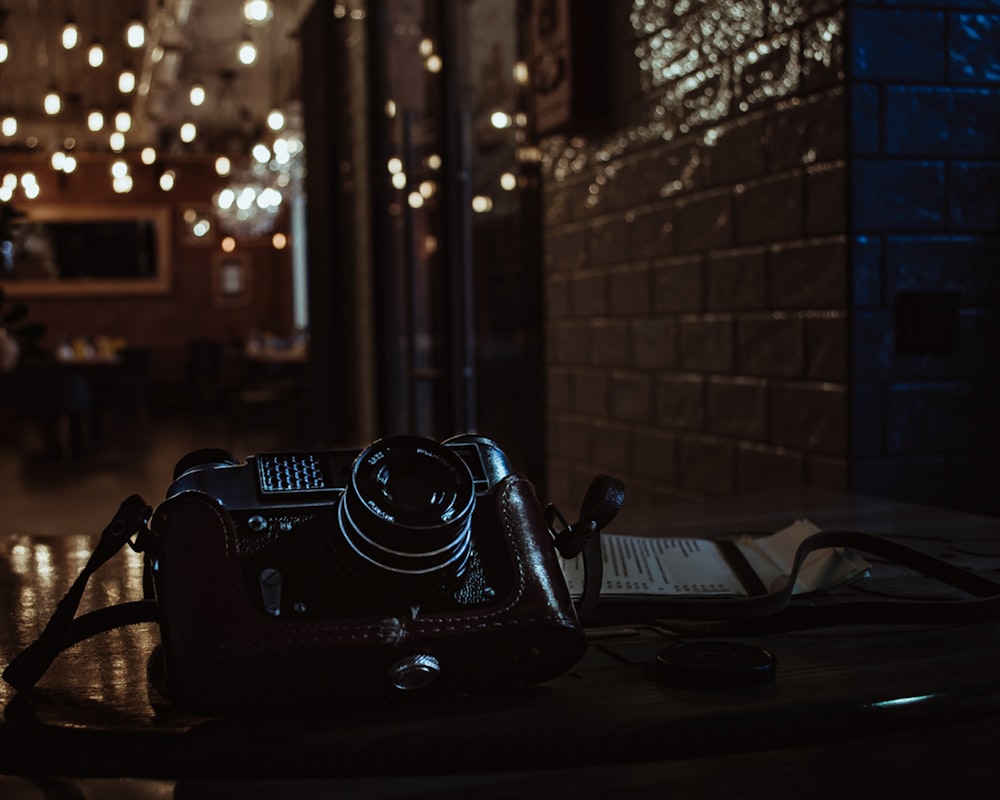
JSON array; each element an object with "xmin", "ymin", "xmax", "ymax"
[{"xmin": 337, "ymin": 436, "xmax": 475, "ymax": 598}]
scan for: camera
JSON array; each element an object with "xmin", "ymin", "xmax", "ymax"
[{"xmin": 146, "ymin": 434, "xmax": 588, "ymax": 711}]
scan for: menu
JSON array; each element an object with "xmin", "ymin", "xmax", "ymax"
[{"xmin": 559, "ymin": 519, "xmax": 870, "ymax": 599}]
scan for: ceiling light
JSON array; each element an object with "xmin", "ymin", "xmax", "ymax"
[
  {"xmin": 180, "ymin": 122, "xmax": 197, "ymax": 142},
  {"xmin": 113, "ymin": 174, "xmax": 134, "ymax": 193},
  {"xmin": 87, "ymin": 110, "xmax": 104, "ymax": 132},
  {"xmin": 88, "ymin": 40, "xmax": 105, "ymax": 67},
  {"xmin": 62, "ymin": 155, "xmax": 77, "ymax": 174},
  {"xmin": 189, "ymin": 82, "xmax": 206, "ymax": 107},
  {"xmin": 243, "ymin": 0, "xmax": 273, "ymax": 25},
  {"xmin": 61, "ymin": 18, "xmax": 79, "ymax": 49},
  {"xmin": 159, "ymin": 170, "xmax": 176, "ymax": 191},
  {"xmin": 252, "ymin": 143, "xmax": 271, "ymax": 163},
  {"xmin": 238, "ymin": 37, "xmax": 257, "ymax": 65},
  {"xmin": 125, "ymin": 17, "xmax": 145, "ymax": 48},
  {"xmin": 51, "ymin": 151, "xmax": 67, "ymax": 171},
  {"xmin": 215, "ymin": 156, "xmax": 232, "ymax": 176},
  {"xmin": 109, "ymin": 131, "xmax": 125, "ymax": 151},
  {"xmin": 115, "ymin": 110, "xmax": 132, "ymax": 132},
  {"xmin": 1, "ymin": 115, "xmax": 16, "ymax": 137},
  {"xmin": 43, "ymin": 88, "xmax": 62, "ymax": 115},
  {"xmin": 141, "ymin": 147, "xmax": 157, "ymax": 165},
  {"xmin": 111, "ymin": 159, "xmax": 129, "ymax": 179}
]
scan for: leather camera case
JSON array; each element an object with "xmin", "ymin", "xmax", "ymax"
[{"xmin": 146, "ymin": 474, "xmax": 586, "ymax": 712}]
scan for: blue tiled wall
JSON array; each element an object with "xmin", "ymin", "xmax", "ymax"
[{"xmin": 848, "ymin": 0, "xmax": 1000, "ymax": 515}]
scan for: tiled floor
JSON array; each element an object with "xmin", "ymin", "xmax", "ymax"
[{"xmin": 0, "ymin": 409, "xmax": 287, "ymax": 538}]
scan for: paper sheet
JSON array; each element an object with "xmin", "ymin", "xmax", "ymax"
[{"xmin": 560, "ymin": 519, "xmax": 869, "ymax": 599}]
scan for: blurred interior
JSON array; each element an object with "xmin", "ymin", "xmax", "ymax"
[{"xmin": 1, "ymin": 0, "xmax": 997, "ymax": 538}]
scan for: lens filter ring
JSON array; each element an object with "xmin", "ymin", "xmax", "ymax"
[{"xmin": 337, "ymin": 436, "xmax": 475, "ymax": 592}]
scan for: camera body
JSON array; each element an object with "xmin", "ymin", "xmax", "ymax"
[{"xmin": 146, "ymin": 434, "xmax": 586, "ymax": 711}]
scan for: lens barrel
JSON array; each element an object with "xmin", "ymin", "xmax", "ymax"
[{"xmin": 337, "ymin": 436, "xmax": 475, "ymax": 597}]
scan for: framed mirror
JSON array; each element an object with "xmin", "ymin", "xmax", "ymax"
[{"xmin": 0, "ymin": 204, "xmax": 172, "ymax": 296}]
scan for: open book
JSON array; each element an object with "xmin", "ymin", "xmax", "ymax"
[{"xmin": 559, "ymin": 519, "xmax": 870, "ymax": 600}]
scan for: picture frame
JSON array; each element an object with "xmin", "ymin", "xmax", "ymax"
[{"xmin": 212, "ymin": 252, "xmax": 251, "ymax": 305}]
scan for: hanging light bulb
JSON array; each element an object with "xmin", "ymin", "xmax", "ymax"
[
  {"xmin": 215, "ymin": 156, "xmax": 232, "ymax": 176},
  {"xmin": 61, "ymin": 18, "xmax": 79, "ymax": 49},
  {"xmin": 125, "ymin": 16, "xmax": 145, "ymax": 48},
  {"xmin": 109, "ymin": 131, "xmax": 125, "ymax": 151},
  {"xmin": 87, "ymin": 110, "xmax": 104, "ymax": 132},
  {"xmin": 180, "ymin": 122, "xmax": 197, "ymax": 143},
  {"xmin": 266, "ymin": 108, "xmax": 285, "ymax": 131},
  {"xmin": 189, "ymin": 81, "xmax": 206, "ymax": 107},
  {"xmin": 141, "ymin": 146, "xmax": 157, "ymax": 165},
  {"xmin": 43, "ymin": 87, "xmax": 62, "ymax": 115},
  {"xmin": 159, "ymin": 169, "xmax": 176, "ymax": 191},
  {"xmin": 1, "ymin": 115, "xmax": 16, "ymax": 137},
  {"xmin": 238, "ymin": 36, "xmax": 257, "ymax": 65},
  {"xmin": 119, "ymin": 67, "xmax": 137, "ymax": 94},
  {"xmin": 0, "ymin": 9, "xmax": 8, "ymax": 64},
  {"xmin": 115, "ymin": 110, "xmax": 132, "ymax": 132},
  {"xmin": 88, "ymin": 39, "xmax": 105, "ymax": 67},
  {"xmin": 243, "ymin": 0, "xmax": 273, "ymax": 25}
]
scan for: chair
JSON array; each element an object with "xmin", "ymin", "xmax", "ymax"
[{"xmin": 8, "ymin": 360, "xmax": 94, "ymax": 463}]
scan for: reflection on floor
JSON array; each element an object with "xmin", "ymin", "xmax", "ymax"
[{"xmin": 0, "ymin": 409, "xmax": 289, "ymax": 538}]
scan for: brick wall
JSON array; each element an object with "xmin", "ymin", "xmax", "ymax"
[
  {"xmin": 542, "ymin": 0, "xmax": 999, "ymax": 517},
  {"xmin": 847, "ymin": 1, "xmax": 1000, "ymax": 516},
  {"xmin": 542, "ymin": 0, "xmax": 849, "ymax": 511}
]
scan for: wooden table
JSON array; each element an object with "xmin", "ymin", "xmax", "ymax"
[{"xmin": 2, "ymin": 488, "xmax": 999, "ymax": 796}]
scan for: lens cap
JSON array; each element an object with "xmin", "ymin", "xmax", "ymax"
[{"xmin": 655, "ymin": 641, "xmax": 776, "ymax": 689}]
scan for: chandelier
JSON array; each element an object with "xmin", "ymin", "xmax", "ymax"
[
  {"xmin": 212, "ymin": 102, "xmax": 305, "ymax": 239},
  {"xmin": 213, "ymin": 166, "xmax": 283, "ymax": 239}
]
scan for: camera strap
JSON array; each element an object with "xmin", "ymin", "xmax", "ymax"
[
  {"xmin": 2, "ymin": 495, "xmax": 159, "ymax": 693},
  {"xmin": 546, "ymin": 474, "xmax": 626, "ymax": 625}
]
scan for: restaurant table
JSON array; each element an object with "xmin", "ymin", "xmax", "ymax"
[{"xmin": 2, "ymin": 487, "xmax": 1000, "ymax": 797}]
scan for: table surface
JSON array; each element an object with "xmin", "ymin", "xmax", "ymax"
[{"xmin": 2, "ymin": 487, "xmax": 1000, "ymax": 796}]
